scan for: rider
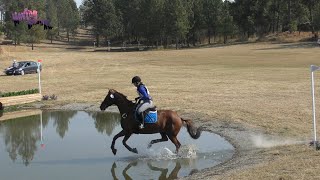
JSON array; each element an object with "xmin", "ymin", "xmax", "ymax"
[
  {"xmin": 132, "ymin": 76, "xmax": 153, "ymax": 129},
  {"xmin": 12, "ymin": 59, "xmax": 19, "ymax": 68}
]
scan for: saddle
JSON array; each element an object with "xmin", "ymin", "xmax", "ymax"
[
  {"xmin": 145, "ymin": 106, "xmax": 157, "ymax": 114},
  {"xmin": 134, "ymin": 106, "xmax": 158, "ymax": 123}
]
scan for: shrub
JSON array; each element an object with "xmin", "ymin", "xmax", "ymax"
[
  {"xmin": 50, "ymin": 94, "xmax": 57, "ymax": 100},
  {"xmin": 42, "ymin": 95, "xmax": 49, "ymax": 100},
  {"xmin": 0, "ymin": 89, "xmax": 40, "ymax": 97}
]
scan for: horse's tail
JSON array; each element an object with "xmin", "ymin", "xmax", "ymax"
[{"xmin": 181, "ymin": 118, "xmax": 202, "ymax": 139}]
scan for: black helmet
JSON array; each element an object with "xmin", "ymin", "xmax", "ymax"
[{"xmin": 132, "ymin": 76, "xmax": 141, "ymax": 84}]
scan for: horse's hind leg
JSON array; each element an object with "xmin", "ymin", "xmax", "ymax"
[
  {"xmin": 123, "ymin": 133, "xmax": 138, "ymax": 154},
  {"xmin": 168, "ymin": 135, "xmax": 181, "ymax": 153},
  {"xmin": 148, "ymin": 132, "xmax": 168, "ymax": 148}
]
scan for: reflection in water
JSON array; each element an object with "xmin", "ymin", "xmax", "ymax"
[
  {"xmin": 0, "ymin": 115, "xmax": 44, "ymax": 166},
  {"xmin": 47, "ymin": 111, "xmax": 77, "ymax": 138},
  {"xmin": 0, "ymin": 111, "xmax": 120, "ymax": 166},
  {"xmin": 88, "ymin": 112, "xmax": 120, "ymax": 136},
  {"xmin": 0, "ymin": 111, "xmax": 77, "ymax": 166},
  {"xmin": 111, "ymin": 160, "xmax": 192, "ymax": 180},
  {"xmin": 147, "ymin": 161, "xmax": 181, "ymax": 180},
  {"xmin": 0, "ymin": 110, "xmax": 234, "ymax": 180},
  {"xmin": 111, "ymin": 161, "xmax": 138, "ymax": 180}
]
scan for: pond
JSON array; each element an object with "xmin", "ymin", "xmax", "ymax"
[{"xmin": 0, "ymin": 110, "xmax": 234, "ymax": 180}]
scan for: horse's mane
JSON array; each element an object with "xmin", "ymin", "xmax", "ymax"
[
  {"xmin": 112, "ymin": 89, "xmax": 135, "ymax": 106},
  {"xmin": 115, "ymin": 91, "xmax": 128, "ymax": 100}
]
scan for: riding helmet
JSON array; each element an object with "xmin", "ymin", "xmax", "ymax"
[{"xmin": 132, "ymin": 76, "xmax": 141, "ymax": 84}]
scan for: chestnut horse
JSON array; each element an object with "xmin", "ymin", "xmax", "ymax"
[{"xmin": 100, "ymin": 89, "xmax": 202, "ymax": 155}]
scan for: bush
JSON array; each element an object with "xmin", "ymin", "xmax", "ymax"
[
  {"xmin": 42, "ymin": 94, "xmax": 58, "ymax": 101},
  {"xmin": 42, "ymin": 95, "xmax": 49, "ymax": 100},
  {"xmin": 0, "ymin": 89, "xmax": 40, "ymax": 97}
]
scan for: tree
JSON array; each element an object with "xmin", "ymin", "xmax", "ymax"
[
  {"xmin": 220, "ymin": 1, "xmax": 236, "ymax": 43},
  {"xmin": 2, "ymin": 0, "xmax": 46, "ymax": 46},
  {"xmin": 83, "ymin": 0, "xmax": 122, "ymax": 46},
  {"xmin": 301, "ymin": 0, "xmax": 320, "ymax": 33},
  {"xmin": 231, "ymin": 0, "xmax": 256, "ymax": 39},
  {"xmin": 114, "ymin": 0, "xmax": 142, "ymax": 42},
  {"xmin": 56, "ymin": 0, "xmax": 79, "ymax": 42},
  {"xmin": 138, "ymin": 0, "xmax": 165, "ymax": 46},
  {"xmin": 46, "ymin": 0, "xmax": 59, "ymax": 43},
  {"xmin": 185, "ymin": 0, "xmax": 205, "ymax": 46},
  {"xmin": 202, "ymin": 0, "xmax": 223, "ymax": 44},
  {"xmin": 163, "ymin": 0, "xmax": 189, "ymax": 49}
]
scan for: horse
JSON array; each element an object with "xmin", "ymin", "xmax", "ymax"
[{"xmin": 100, "ymin": 89, "xmax": 202, "ymax": 155}]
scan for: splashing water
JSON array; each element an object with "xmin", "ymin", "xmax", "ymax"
[
  {"xmin": 177, "ymin": 145, "xmax": 197, "ymax": 158},
  {"xmin": 251, "ymin": 134, "xmax": 306, "ymax": 148},
  {"xmin": 146, "ymin": 145, "xmax": 198, "ymax": 160}
]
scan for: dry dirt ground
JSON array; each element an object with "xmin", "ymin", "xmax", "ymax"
[{"xmin": 1, "ymin": 41, "xmax": 320, "ymax": 179}]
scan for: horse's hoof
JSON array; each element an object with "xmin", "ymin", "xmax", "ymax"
[
  {"xmin": 147, "ymin": 143, "xmax": 152, "ymax": 149},
  {"xmin": 132, "ymin": 148, "xmax": 138, "ymax": 154},
  {"xmin": 112, "ymin": 149, "xmax": 117, "ymax": 155}
]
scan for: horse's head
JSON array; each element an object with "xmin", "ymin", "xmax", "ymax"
[{"xmin": 100, "ymin": 89, "xmax": 118, "ymax": 110}]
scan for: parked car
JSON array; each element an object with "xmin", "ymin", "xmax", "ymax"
[{"xmin": 4, "ymin": 61, "xmax": 42, "ymax": 75}]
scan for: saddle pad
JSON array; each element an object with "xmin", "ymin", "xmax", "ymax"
[{"xmin": 144, "ymin": 111, "xmax": 157, "ymax": 123}]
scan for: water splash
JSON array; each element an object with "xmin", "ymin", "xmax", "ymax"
[
  {"xmin": 177, "ymin": 145, "xmax": 197, "ymax": 158},
  {"xmin": 251, "ymin": 134, "xmax": 306, "ymax": 148},
  {"xmin": 146, "ymin": 145, "xmax": 198, "ymax": 160}
]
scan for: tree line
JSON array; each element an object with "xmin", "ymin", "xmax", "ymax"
[
  {"xmin": 0, "ymin": 0, "xmax": 79, "ymax": 45},
  {"xmin": 1, "ymin": 0, "xmax": 320, "ymax": 48}
]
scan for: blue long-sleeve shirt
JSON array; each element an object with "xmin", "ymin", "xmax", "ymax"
[{"xmin": 137, "ymin": 84, "xmax": 152, "ymax": 102}]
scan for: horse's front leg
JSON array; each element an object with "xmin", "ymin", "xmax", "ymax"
[
  {"xmin": 111, "ymin": 130, "xmax": 125, "ymax": 155},
  {"xmin": 123, "ymin": 133, "xmax": 138, "ymax": 154}
]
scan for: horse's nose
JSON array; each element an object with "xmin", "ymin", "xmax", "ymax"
[{"xmin": 100, "ymin": 104, "xmax": 105, "ymax": 111}]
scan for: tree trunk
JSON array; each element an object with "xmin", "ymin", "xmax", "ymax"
[
  {"xmin": 288, "ymin": 0, "xmax": 292, "ymax": 33},
  {"xmin": 67, "ymin": 30, "xmax": 70, "ymax": 42},
  {"xmin": 192, "ymin": 31, "xmax": 196, "ymax": 46},
  {"xmin": 176, "ymin": 37, "xmax": 178, "ymax": 49},
  {"xmin": 57, "ymin": 22, "xmax": 60, "ymax": 36},
  {"xmin": 309, "ymin": 2, "xmax": 315, "ymax": 33},
  {"xmin": 208, "ymin": 28, "xmax": 211, "ymax": 44},
  {"xmin": 96, "ymin": 34, "xmax": 100, "ymax": 47},
  {"xmin": 276, "ymin": 0, "xmax": 280, "ymax": 32},
  {"xmin": 272, "ymin": 0, "xmax": 276, "ymax": 33}
]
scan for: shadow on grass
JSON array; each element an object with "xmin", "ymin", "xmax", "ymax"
[
  {"xmin": 255, "ymin": 42, "xmax": 319, "ymax": 50},
  {"xmin": 92, "ymin": 46, "xmax": 151, "ymax": 53}
]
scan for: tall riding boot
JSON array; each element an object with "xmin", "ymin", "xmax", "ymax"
[{"xmin": 139, "ymin": 112, "xmax": 145, "ymax": 129}]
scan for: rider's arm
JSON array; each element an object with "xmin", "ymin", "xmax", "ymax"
[{"xmin": 138, "ymin": 86, "xmax": 149, "ymax": 100}]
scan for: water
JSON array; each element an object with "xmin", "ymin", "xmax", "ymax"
[{"xmin": 0, "ymin": 110, "xmax": 234, "ymax": 180}]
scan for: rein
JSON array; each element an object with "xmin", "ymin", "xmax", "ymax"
[
  {"xmin": 114, "ymin": 92, "xmax": 135, "ymax": 120},
  {"xmin": 121, "ymin": 113, "xmax": 128, "ymax": 119}
]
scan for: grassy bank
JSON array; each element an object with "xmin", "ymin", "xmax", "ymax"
[{"xmin": 1, "ymin": 42, "xmax": 320, "ymax": 179}]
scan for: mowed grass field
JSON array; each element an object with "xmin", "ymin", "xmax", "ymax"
[{"xmin": 1, "ymin": 42, "xmax": 320, "ymax": 179}]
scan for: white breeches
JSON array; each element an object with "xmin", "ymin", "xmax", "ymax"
[{"xmin": 137, "ymin": 101, "xmax": 154, "ymax": 113}]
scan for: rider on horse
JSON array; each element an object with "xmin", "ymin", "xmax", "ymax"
[{"xmin": 132, "ymin": 76, "xmax": 154, "ymax": 129}]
